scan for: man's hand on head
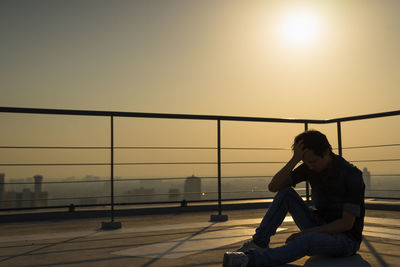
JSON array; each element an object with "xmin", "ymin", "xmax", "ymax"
[{"xmin": 293, "ymin": 140, "xmax": 305, "ymax": 163}]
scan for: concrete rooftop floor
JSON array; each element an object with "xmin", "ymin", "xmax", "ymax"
[{"xmin": 0, "ymin": 208, "xmax": 399, "ymax": 267}]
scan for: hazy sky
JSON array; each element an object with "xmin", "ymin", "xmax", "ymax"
[
  {"xmin": 1, "ymin": 0, "xmax": 399, "ymax": 118},
  {"xmin": 1, "ymin": 0, "xmax": 399, "ymax": 179}
]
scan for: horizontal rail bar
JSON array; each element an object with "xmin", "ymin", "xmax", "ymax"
[
  {"xmin": 0, "ymin": 196, "xmax": 107, "ymax": 203},
  {"xmin": 2, "ymin": 195, "xmax": 395, "ymax": 211},
  {"xmin": 350, "ymin": 159, "xmax": 400, "ymax": 163},
  {"xmin": 366, "ymin": 189, "xmax": 400, "ymax": 192},
  {"xmin": 0, "ymin": 146, "xmax": 217, "ymax": 150},
  {"xmin": 2, "ymin": 175, "xmax": 277, "ymax": 184},
  {"xmin": 0, "ymin": 163, "xmax": 111, "ymax": 166},
  {"xmin": 0, "ymin": 146, "xmax": 110, "ymax": 150},
  {"xmin": 2, "ymin": 107, "xmax": 398, "ymax": 124},
  {"xmin": 222, "ymin": 147, "xmax": 289, "ymax": 151},
  {"xmin": 325, "ymin": 110, "xmax": 400, "ymax": 123},
  {"xmin": 0, "ymin": 107, "xmax": 323, "ymax": 123},
  {"xmin": 0, "ymin": 188, "xmax": 308, "ymax": 204},
  {"xmin": 3, "ymin": 180, "xmax": 111, "ymax": 184},
  {"xmin": 342, "ymin": 144, "xmax": 400, "ymax": 150},
  {"xmin": 365, "ymin": 197, "xmax": 400, "ymax": 200},
  {"xmin": 11, "ymin": 195, "xmax": 400, "ymax": 213},
  {"xmin": 0, "ymin": 197, "xmax": 286, "ymax": 212},
  {"xmin": 2, "ymin": 159, "xmax": 400, "ymax": 167},
  {"xmin": 0, "ymin": 146, "xmax": 288, "ymax": 151},
  {"xmin": 2, "ymin": 174, "xmax": 398, "ymax": 185},
  {"xmin": 2, "ymin": 143, "xmax": 399, "ymax": 151},
  {"xmin": 0, "ymin": 191, "xmax": 215, "ymax": 203},
  {"xmin": 0, "ymin": 161, "xmax": 286, "ymax": 166},
  {"xmin": 370, "ymin": 174, "xmax": 400, "ymax": 177}
]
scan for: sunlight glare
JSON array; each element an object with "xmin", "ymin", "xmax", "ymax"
[{"xmin": 279, "ymin": 7, "xmax": 322, "ymax": 47}]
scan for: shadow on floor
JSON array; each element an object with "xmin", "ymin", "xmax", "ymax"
[{"xmin": 303, "ymin": 254, "xmax": 371, "ymax": 267}]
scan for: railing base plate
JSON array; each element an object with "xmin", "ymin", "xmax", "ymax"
[
  {"xmin": 210, "ymin": 214, "xmax": 228, "ymax": 222},
  {"xmin": 101, "ymin": 221, "xmax": 122, "ymax": 230}
]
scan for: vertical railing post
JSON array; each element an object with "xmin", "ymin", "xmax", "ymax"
[
  {"xmin": 304, "ymin": 123, "xmax": 310, "ymax": 203},
  {"xmin": 337, "ymin": 121, "xmax": 342, "ymax": 157},
  {"xmin": 210, "ymin": 119, "xmax": 228, "ymax": 221},
  {"xmin": 217, "ymin": 119, "xmax": 222, "ymax": 215},
  {"xmin": 101, "ymin": 115, "xmax": 121, "ymax": 229},
  {"xmin": 110, "ymin": 115, "xmax": 115, "ymax": 222}
]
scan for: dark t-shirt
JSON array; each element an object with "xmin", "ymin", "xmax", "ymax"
[{"xmin": 290, "ymin": 154, "xmax": 365, "ymax": 243}]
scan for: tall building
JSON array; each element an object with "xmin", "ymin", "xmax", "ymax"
[
  {"xmin": 22, "ymin": 188, "xmax": 33, "ymax": 208},
  {"xmin": 34, "ymin": 175, "xmax": 43, "ymax": 207},
  {"xmin": 4, "ymin": 191, "xmax": 17, "ymax": 209},
  {"xmin": 0, "ymin": 173, "xmax": 4, "ymax": 208},
  {"xmin": 363, "ymin": 167, "xmax": 371, "ymax": 190},
  {"xmin": 184, "ymin": 175, "xmax": 201, "ymax": 201},
  {"xmin": 34, "ymin": 175, "xmax": 43, "ymax": 198}
]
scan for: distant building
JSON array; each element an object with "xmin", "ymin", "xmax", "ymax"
[
  {"xmin": 3, "ymin": 190, "xmax": 31, "ymax": 209},
  {"xmin": 33, "ymin": 175, "xmax": 48, "ymax": 207},
  {"xmin": 184, "ymin": 175, "xmax": 201, "ymax": 201},
  {"xmin": 80, "ymin": 197, "xmax": 97, "ymax": 205},
  {"xmin": 4, "ymin": 191, "xmax": 18, "ymax": 209},
  {"xmin": 139, "ymin": 179, "xmax": 158, "ymax": 188},
  {"xmin": 34, "ymin": 175, "xmax": 43, "ymax": 206},
  {"xmin": 123, "ymin": 187, "xmax": 155, "ymax": 203},
  {"xmin": 168, "ymin": 188, "xmax": 181, "ymax": 201},
  {"xmin": 0, "ymin": 174, "xmax": 48, "ymax": 209},
  {"xmin": 363, "ymin": 167, "xmax": 371, "ymax": 190},
  {"xmin": 37, "ymin": 191, "xmax": 49, "ymax": 207},
  {"xmin": 0, "ymin": 173, "xmax": 4, "ymax": 208},
  {"xmin": 22, "ymin": 188, "xmax": 33, "ymax": 208}
]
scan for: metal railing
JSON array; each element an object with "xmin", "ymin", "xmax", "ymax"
[{"xmin": 1, "ymin": 107, "xmax": 400, "ymax": 221}]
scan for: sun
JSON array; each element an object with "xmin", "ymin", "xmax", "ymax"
[{"xmin": 278, "ymin": 7, "xmax": 322, "ymax": 47}]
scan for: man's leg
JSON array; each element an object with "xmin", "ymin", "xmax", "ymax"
[
  {"xmin": 252, "ymin": 187, "xmax": 323, "ymax": 247},
  {"xmin": 249, "ymin": 231, "xmax": 360, "ymax": 267}
]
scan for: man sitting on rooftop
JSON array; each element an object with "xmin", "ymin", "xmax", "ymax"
[{"xmin": 223, "ymin": 130, "xmax": 365, "ymax": 267}]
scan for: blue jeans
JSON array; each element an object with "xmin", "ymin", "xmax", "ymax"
[{"xmin": 250, "ymin": 187, "xmax": 360, "ymax": 267}]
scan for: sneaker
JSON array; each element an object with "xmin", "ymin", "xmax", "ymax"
[
  {"xmin": 237, "ymin": 239, "xmax": 266, "ymax": 253},
  {"xmin": 223, "ymin": 252, "xmax": 249, "ymax": 267}
]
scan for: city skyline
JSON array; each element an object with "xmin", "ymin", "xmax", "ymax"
[{"xmin": 1, "ymin": 168, "xmax": 399, "ymax": 210}]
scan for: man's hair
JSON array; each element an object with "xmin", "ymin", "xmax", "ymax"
[{"xmin": 292, "ymin": 130, "xmax": 332, "ymax": 157}]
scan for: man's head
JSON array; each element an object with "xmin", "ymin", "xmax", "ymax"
[{"xmin": 292, "ymin": 130, "xmax": 333, "ymax": 172}]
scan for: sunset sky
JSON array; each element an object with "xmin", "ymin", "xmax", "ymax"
[{"xmin": 1, "ymin": 0, "xmax": 399, "ymax": 179}]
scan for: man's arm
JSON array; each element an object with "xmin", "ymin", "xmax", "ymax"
[
  {"xmin": 286, "ymin": 211, "xmax": 356, "ymax": 243},
  {"xmin": 268, "ymin": 140, "xmax": 304, "ymax": 192}
]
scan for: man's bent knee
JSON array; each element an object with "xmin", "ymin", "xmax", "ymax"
[
  {"xmin": 276, "ymin": 187, "xmax": 297, "ymax": 197},
  {"xmin": 272, "ymin": 187, "xmax": 302, "ymax": 205}
]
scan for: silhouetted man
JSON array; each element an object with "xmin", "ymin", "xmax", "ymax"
[{"xmin": 223, "ymin": 130, "xmax": 365, "ymax": 267}]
